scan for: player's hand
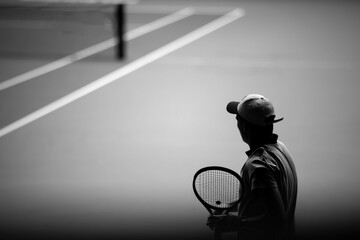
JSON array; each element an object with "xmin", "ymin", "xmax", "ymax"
[
  {"xmin": 206, "ymin": 214, "xmax": 241, "ymax": 232},
  {"xmin": 206, "ymin": 215, "xmax": 223, "ymax": 230},
  {"xmin": 206, "ymin": 209, "xmax": 227, "ymax": 229}
]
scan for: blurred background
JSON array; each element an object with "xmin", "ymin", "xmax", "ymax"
[{"xmin": 1, "ymin": 0, "xmax": 360, "ymax": 239}]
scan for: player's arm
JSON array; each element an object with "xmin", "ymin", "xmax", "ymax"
[
  {"xmin": 207, "ymin": 187, "xmax": 285, "ymax": 232},
  {"xmin": 244, "ymin": 187, "xmax": 286, "ymax": 230}
]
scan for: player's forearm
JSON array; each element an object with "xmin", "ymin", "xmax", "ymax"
[
  {"xmin": 238, "ymin": 214, "xmax": 284, "ymax": 230},
  {"xmin": 237, "ymin": 214, "xmax": 266, "ymax": 229}
]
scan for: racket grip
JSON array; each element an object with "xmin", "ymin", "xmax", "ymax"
[{"xmin": 214, "ymin": 228, "xmax": 222, "ymax": 240}]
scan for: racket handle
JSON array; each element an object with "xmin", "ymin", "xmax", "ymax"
[{"xmin": 214, "ymin": 228, "xmax": 222, "ymax": 240}]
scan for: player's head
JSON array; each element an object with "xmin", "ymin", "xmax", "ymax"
[{"xmin": 226, "ymin": 94, "xmax": 283, "ymax": 144}]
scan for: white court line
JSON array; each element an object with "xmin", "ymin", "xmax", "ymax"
[
  {"xmin": 128, "ymin": 5, "xmax": 238, "ymax": 15},
  {"xmin": 0, "ymin": 8, "xmax": 245, "ymax": 138},
  {"xmin": 0, "ymin": 7, "xmax": 194, "ymax": 92}
]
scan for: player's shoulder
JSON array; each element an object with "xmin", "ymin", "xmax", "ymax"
[
  {"xmin": 249, "ymin": 147, "xmax": 266, "ymax": 159},
  {"xmin": 245, "ymin": 147, "xmax": 268, "ymax": 166},
  {"xmin": 246, "ymin": 146, "xmax": 280, "ymax": 168}
]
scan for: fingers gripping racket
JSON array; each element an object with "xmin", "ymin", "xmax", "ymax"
[{"xmin": 193, "ymin": 166, "xmax": 244, "ymax": 240}]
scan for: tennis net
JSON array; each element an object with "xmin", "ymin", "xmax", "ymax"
[{"xmin": 0, "ymin": 0, "xmax": 130, "ymax": 60}]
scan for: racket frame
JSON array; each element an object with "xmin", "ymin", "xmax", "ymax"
[{"xmin": 192, "ymin": 166, "xmax": 244, "ymax": 216}]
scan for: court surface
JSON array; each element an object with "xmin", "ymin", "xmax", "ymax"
[{"xmin": 1, "ymin": 0, "xmax": 360, "ymax": 239}]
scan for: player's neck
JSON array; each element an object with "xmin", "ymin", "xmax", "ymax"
[{"xmin": 248, "ymin": 134, "xmax": 277, "ymax": 151}]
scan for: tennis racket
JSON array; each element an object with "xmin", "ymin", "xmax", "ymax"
[{"xmin": 193, "ymin": 166, "xmax": 244, "ymax": 240}]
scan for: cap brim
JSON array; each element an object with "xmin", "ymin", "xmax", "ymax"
[
  {"xmin": 271, "ymin": 117, "xmax": 284, "ymax": 124},
  {"xmin": 226, "ymin": 101, "xmax": 240, "ymax": 114}
]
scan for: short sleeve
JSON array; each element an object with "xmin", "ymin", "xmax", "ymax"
[{"xmin": 248, "ymin": 159, "xmax": 278, "ymax": 190}]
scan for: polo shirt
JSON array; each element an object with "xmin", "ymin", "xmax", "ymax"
[{"xmin": 238, "ymin": 135, "xmax": 298, "ymax": 239}]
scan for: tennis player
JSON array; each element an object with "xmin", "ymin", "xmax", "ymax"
[{"xmin": 207, "ymin": 94, "xmax": 298, "ymax": 240}]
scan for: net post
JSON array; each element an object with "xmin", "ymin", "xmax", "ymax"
[{"xmin": 115, "ymin": 4, "xmax": 125, "ymax": 60}]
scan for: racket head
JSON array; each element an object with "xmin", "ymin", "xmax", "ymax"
[{"xmin": 193, "ymin": 166, "xmax": 244, "ymax": 215}]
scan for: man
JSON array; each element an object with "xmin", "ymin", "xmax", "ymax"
[{"xmin": 208, "ymin": 94, "xmax": 298, "ymax": 240}]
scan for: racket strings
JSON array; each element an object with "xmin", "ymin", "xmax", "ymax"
[{"xmin": 195, "ymin": 170, "xmax": 240, "ymax": 209}]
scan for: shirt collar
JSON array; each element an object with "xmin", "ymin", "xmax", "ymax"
[{"xmin": 245, "ymin": 134, "xmax": 278, "ymax": 156}]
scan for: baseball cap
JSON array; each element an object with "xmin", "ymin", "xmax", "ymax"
[{"xmin": 226, "ymin": 94, "xmax": 284, "ymax": 126}]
